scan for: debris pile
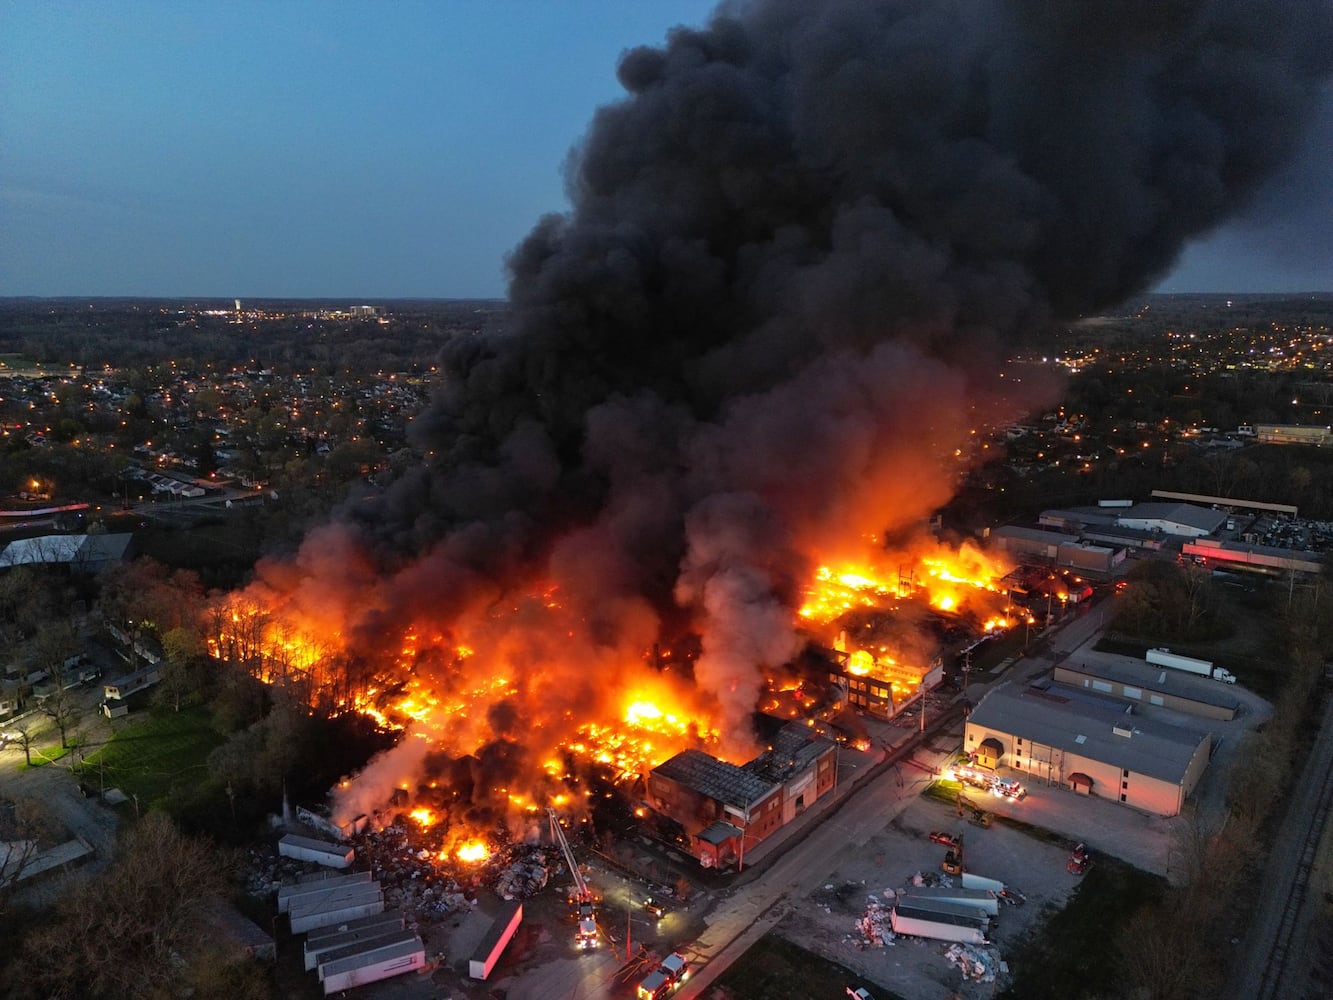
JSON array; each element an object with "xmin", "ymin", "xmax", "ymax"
[
  {"xmin": 493, "ymin": 846, "xmax": 553, "ymax": 900},
  {"xmin": 908, "ymin": 870, "xmax": 953, "ymax": 889},
  {"xmin": 351, "ymin": 824, "xmax": 463, "ymax": 923},
  {"xmin": 944, "ymin": 943, "xmax": 1001, "ymax": 983},
  {"xmin": 851, "ymin": 895, "xmax": 896, "ymax": 948}
]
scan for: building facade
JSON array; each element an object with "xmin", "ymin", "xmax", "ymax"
[
  {"xmin": 964, "ymin": 683, "xmax": 1211, "ymax": 816},
  {"xmin": 646, "ymin": 721, "xmax": 836, "ymax": 868}
]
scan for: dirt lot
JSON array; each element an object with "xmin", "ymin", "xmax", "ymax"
[{"xmin": 767, "ymin": 793, "xmax": 1080, "ymax": 1000}]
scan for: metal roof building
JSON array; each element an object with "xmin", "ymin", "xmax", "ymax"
[
  {"xmin": 1053, "ymin": 660, "xmax": 1240, "ymax": 721},
  {"xmin": 964, "ymin": 682, "xmax": 1211, "ymax": 816}
]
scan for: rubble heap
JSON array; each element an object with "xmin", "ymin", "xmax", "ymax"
[
  {"xmin": 944, "ymin": 943, "xmax": 1001, "ymax": 983},
  {"xmin": 851, "ymin": 892, "xmax": 897, "ymax": 948}
]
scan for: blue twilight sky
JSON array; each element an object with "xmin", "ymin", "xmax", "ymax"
[{"xmin": 1, "ymin": 1, "xmax": 1330, "ymax": 299}]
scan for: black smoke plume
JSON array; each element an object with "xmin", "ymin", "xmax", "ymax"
[{"xmin": 257, "ymin": 0, "xmax": 1331, "ymax": 794}]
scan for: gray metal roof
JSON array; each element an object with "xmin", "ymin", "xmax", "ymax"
[
  {"xmin": 696, "ymin": 820, "xmax": 743, "ymax": 846},
  {"xmin": 652, "ymin": 749, "xmax": 776, "ymax": 808},
  {"xmin": 1056, "ymin": 660, "xmax": 1240, "ymax": 711},
  {"xmin": 967, "ymin": 682, "xmax": 1208, "ymax": 785},
  {"xmin": 744, "ymin": 721, "xmax": 834, "ymax": 784},
  {"xmin": 1117, "ymin": 502, "xmax": 1227, "ymax": 533}
]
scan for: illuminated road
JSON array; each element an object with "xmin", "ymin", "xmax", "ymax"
[{"xmin": 672, "ymin": 716, "xmax": 960, "ymax": 999}]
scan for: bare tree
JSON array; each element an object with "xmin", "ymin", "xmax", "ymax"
[
  {"xmin": 0, "ymin": 795, "xmax": 58, "ymax": 914},
  {"xmin": 39, "ymin": 681, "xmax": 80, "ymax": 750},
  {"xmin": 10, "ymin": 812, "xmax": 228, "ymax": 999},
  {"xmin": 2, "ymin": 723, "xmax": 35, "ymax": 767}
]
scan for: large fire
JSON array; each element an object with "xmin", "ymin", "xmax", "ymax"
[{"xmin": 206, "ymin": 535, "xmax": 1015, "ymax": 845}]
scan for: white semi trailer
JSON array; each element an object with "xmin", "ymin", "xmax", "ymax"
[{"xmin": 1146, "ymin": 648, "xmax": 1236, "ymax": 684}]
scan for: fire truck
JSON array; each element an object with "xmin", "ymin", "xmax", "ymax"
[
  {"xmin": 547, "ymin": 807, "xmax": 599, "ymax": 950},
  {"xmin": 637, "ymin": 952, "xmax": 690, "ymax": 999}
]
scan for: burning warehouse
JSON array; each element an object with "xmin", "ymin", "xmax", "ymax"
[
  {"xmin": 206, "ymin": 1, "xmax": 1332, "ymax": 855},
  {"xmin": 644, "ymin": 718, "xmax": 837, "ymax": 868}
]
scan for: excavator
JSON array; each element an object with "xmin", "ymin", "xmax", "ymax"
[
  {"xmin": 941, "ymin": 831, "xmax": 964, "ymax": 876},
  {"xmin": 548, "ymin": 806, "xmax": 600, "ymax": 950},
  {"xmin": 956, "ymin": 789, "xmax": 993, "ymax": 828}
]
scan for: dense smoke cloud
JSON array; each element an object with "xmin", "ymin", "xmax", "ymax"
[{"xmin": 259, "ymin": 0, "xmax": 1331, "ymax": 810}]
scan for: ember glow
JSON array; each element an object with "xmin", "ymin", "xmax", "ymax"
[{"xmin": 455, "ymin": 841, "xmax": 490, "ymax": 864}]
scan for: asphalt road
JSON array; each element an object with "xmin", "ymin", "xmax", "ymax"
[{"xmin": 672, "ymin": 718, "xmax": 960, "ymax": 1000}]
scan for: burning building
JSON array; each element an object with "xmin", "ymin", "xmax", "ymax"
[
  {"xmin": 210, "ymin": 0, "xmax": 1333, "ymax": 849},
  {"xmin": 645, "ymin": 717, "xmax": 837, "ymax": 868}
]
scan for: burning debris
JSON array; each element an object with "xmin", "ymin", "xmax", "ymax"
[{"xmin": 209, "ymin": 0, "xmax": 1333, "ymax": 847}]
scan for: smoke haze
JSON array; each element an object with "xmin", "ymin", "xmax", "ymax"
[{"xmin": 239, "ymin": 0, "xmax": 1332, "ymax": 815}]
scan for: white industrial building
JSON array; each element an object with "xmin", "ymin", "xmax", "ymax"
[{"xmin": 964, "ymin": 682, "xmax": 1211, "ymax": 817}]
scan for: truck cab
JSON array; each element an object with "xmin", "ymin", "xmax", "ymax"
[{"xmin": 636, "ymin": 952, "xmax": 689, "ymax": 999}]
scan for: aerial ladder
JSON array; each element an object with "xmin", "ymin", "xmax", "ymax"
[{"xmin": 547, "ymin": 806, "xmax": 599, "ymax": 950}]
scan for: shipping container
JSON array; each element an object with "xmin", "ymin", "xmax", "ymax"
[
  {"xmin": 319, "ymin": 936, "xmax": 425, "ymax": 995},
  {"xmin": 279, "ymin": 870, "xmax": 372, "ymax": 912},
  {"xmin": 469, "ymin": 901, "xmax": 523, "ymax": 980},
  {"xmin": 278, "ymin": 833, "xmax": 355, "ymax": 869}
]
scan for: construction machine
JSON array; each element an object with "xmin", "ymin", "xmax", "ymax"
[
  {"xmin": 547, "ymin": 806, "xmax": 599, "ymax": 950},
  {"xmin": 941, "ymin": 831, "xmax": 964, "ymax": 876},
  {"xmin": 956, "ymin": 790, "xmax": 993, "ymax": 828}
]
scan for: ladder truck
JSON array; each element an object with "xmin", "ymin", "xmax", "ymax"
[{"xmin": 547, "ymin": 807, "xmax": 599, "ymax": 950}]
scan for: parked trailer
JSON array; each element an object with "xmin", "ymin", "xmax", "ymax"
[
  {"xmin": 279, "ymin": 870, "xmax": 372, "ymax": 912},
  {"xmin": 304, "ymin": 912, "xmax": 406, "ymax": 969},
  {"xmin": 287, "ymin": 883, "xmax": 381, "ymax": 921},
  {"xmin": 890, "ymin": 905, "xmax": 987, "ymax": 945},
  {"xmin": 316, "ymin": 929, "xmax": 421, "ymax": 980},
  {"xmin": 960, "ymin": 872, "xmax": 1006, "ymax": 893},
  {"xmin": 898, "ymin": 886, "xmax": 999, "ymax": 917},
  {"xmin": 305, "ymin": 917, "xmax": 408, "ymax": 970},
  {"xmin": 289, "ymin": 889, "xmax": 384, "ymax": 935},
  {"xmin": 319, "ymin": 936, "xmax": 425, "ymax": 995},
  {"xmin": 1145, "ymin": 647, "xmax": 1236, "ymax": 684},
  {"xmin": 278, "ymin": 833, "xmax": 355, "ymax": 869},
  {"xmin": 469, "ymin": 901, "xmax": 523, "ymax": 980}
]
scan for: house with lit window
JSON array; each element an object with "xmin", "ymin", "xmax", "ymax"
[{"xmin": 964, "ymin": 682, "xmax": 1210, "ymax": 817}]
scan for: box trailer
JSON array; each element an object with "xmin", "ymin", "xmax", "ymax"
[
  {"xmin": 315, "ymin": 929, "xmax": 420, "ymax": 979},
  {"xmin": 289, "ymin": 888, "xmax": 384, "ymax": 935},
  {"xmin": 890, "ymin": 904, "xmax": 987, "ymax": 945},
  {"xmin": 469, "ymin": 901, "xmax": 523, "ymax": 980},
  {"xmin": 279, "ymin": 870, "xmax": 372, "ymax": 912},
  {"xmin": 279, "ymin": 833, "xmax": 355, "ymax": 869},
  {"xmin": 1145, "ymin": 647, "xmax": 1236, "ymax": 684},
  {"xmin": 287, "ymin": 883, "xmax": 381, "ymax": 920},
  {"xmin": 898, "ymin": 886, "xmax": 999, "ymax": 916},
  {"xmin": 319, "ymin": 936, "xmax": 425, "ymax": 995},
  {"xmin": 960, "ymin": 872, "xmax": 1006, "ymax": 893},
  {"xmin": 305, "ymin": 919, "xmax": 409, "ymax": 970},
  {"xmin": 304, "ymin": 911, "xmax": 405, "ymax": 968}
]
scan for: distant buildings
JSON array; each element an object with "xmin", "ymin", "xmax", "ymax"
[{"xmin": 1253, "ymin": 423, "xmax": 1333, "ymax": 447}]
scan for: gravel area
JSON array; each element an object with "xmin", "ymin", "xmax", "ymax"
[{"xmin": 772, "ymin": 794, "xmax": 1080, "ymax": 1000}]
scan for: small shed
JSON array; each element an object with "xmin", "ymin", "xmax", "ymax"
[
  {"xmin": 976, "ymin": 737, "xmax": 1005, "ymax": 768},
  {"xmin": 693, "ymin": 820, "xmax": 743, "ymax": 870}
]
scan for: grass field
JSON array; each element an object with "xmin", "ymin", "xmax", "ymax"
[
  {"xmin": 997, "ymin": 855, "xmax": 1166, "ymax": 999},
  {"xmin": 76, "ymin": 706, "xmax": 226, "ymax": 805}
]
